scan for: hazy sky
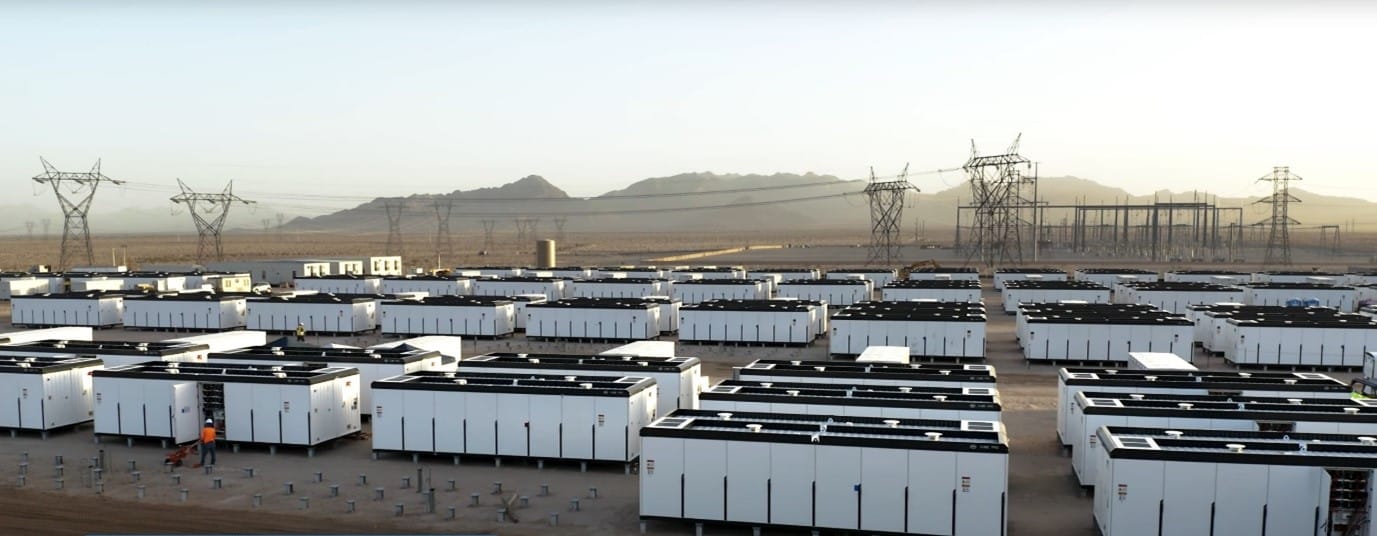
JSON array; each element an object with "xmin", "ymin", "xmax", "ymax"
[{"xmin": 3, "ymin": 0, "xmax": 1375, "ymax": 215}]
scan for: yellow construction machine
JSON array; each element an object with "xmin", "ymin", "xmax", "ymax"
[{"xmin": 897, "ymin": 260, "xmax": 940, "ymax": 280}]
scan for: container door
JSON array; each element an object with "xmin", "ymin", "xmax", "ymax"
[
  {"xmin": 593, "ymin": 396, "xmax": 630, "ymax": 461},
  {"xmin": 639, "ymin": 436, "xmax": 684, "ymax": 518},
  {"xmin": 433, "ymin": 391, "xmax": 464, "ymax": 454},
  {"xmin": 561, "ymin": 395, "xmax": 595, "ymax": 460},
  {"xmin": 955, "ymin": 451, "xmax": 1008, "ymax": 535},
  {"xmin": 253, "ymin": 384, "xmax": 281, "ymax": 444},
  {"xmin": 682, "ymin": 439, "xmax": 727, "ymax": 521},
  {"xmin": 402, "ymin": 390, "xmax": 434, "ymax": 453},
  {"xmin": 725, "ymin": 439, "xmax": 770, "ymax": 524},
  {"xmin": 1264, "ymin": 465, "xmax": 1322, "ymax": 536},
  {"xmin": 223, "ymin": 383, "xmax": 255, "ymax": 443},
  {"xmin": 17, "ymin": 376, "xmax": 43, "ymax": 430},
  {"xmin": 1161, "ymin": 461, "xmax": 1215, "ymax": 535},
  {"xmin": 496, "ymin": 393, "xmax": 529, "ymax": 457},
  {"xmin": 860, "ymin": 447, "xmax": 907, "ymax": 533},
  {"xmin": 464, "ymin": 392, "xmax": 497, "ymax": 455},
  {"xmin": 815, "ymin": 445, "xmax": 862, "ymax": 530},
  {"xmin": 528, "ymin": 394, "xmax": 562, "ymax": 458},
  {"xmin": 171, "ymin": 382, "xmax": 200, "ymax": 443},
  {"xmin": 370, "ymin": 389, "xmax": 403, "ymax": 451},
  {"xmin": 908, "ymin": 449, "xmax": 956, "ymax": 535},
  {"xmin": 769, "ymin": 442, "xmax": 815, "ymax": 527},
  {"xmin": 1213, "ymin": 463, "xmax": 1267, "ymax": 536}
]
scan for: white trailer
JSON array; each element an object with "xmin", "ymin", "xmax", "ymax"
[
  {"xmin": 569, "ymin": 278, "xmax": 673, "ymax": 299},
  {"xmin": 2, "ymin": 277, "xmax": 51, "ymax": 299},
  {"xmin": 1243, "ymin": 282, "xmax": 1357, "ymax": 310},
  {"xmin": 94, "ymin": 362, "xmax": 361, "ymax": 449},
  {"xmin": 11, "ymin": 292, "xmax": 124, "ymax": 328},
  {"xmin": 1224, "ymin": 317, "xmax": 1377, "ymax": 368},
  {"xmin": 371, "ymin": 371, "xmax": 656, "ymax": 464},
  {"xmin": 1094, "ymin": 427, "xmax": 1377, "ymax": 536},
  {"xmin": 0, "ymin": 327, "xmax": 94, "ymax": 344},
  {"xmin": 246, "ymin": 295, "xmax": 377, "ymax": 334},
  {"xmin": 1055, "ymin": 368, "xmax": 1351, "ymax": 449},
  {"xmin": 1001, "ymin": 280, "xmax": 1111, "ymax": 314},
  {"xmin": 679, "ymin": 299, "xmax": 822, "ymax": 346},
  {"xmin": 472, "ymin": 276, "xmax": 567, "ymax": 301},
  {"xmin": 640, "ymin": 296, "xmax": 681, "ymax": 334},
  {"xmin": 459, "ymin": 352, "xmax": 701, "ymax": 417},
  {"xmin": 165, "ymin": 331, "xmax": 267, "ymax": 353},
  {"xmin": 0, "ymin": 356, "xmax": 101, "ymax": 433},
  {"xmin": 0, "ymin": 340, "xmax": 210, "ymax": 367},
  {"xmin": 1073, "ymin": 268, "xmax": 1159, "ymax": 287},
  {"xmin": 777, "ymin": 278, "xmax": 872, "ymax": 306},
  {"xmin": 673, "ymin": 279, "xmax": 768, "ymax": 304},
  {"xmin": 640, "ymin": 411, "xmax": 1008, "ymax": 536},
  {"xmin": 825, "ymin": 268, "xmax": 898, "ymax": 289},
  {"xmin": 340, "ymin": 256, "xmax": 403, "ymax": 276},
  {"xmin": 293, "ymin": 275, "xmax": 383, "ymax": 295},
  {"xmin": 829, "ymin": 301, "xmax": 987, "ymax": 359},
  {"xmin": 380, "ymin": 275, "xmax": 473, "ymax": 297},
  {"xmin": 208, "ymin": 346, "xmax": 449, "ymax": 416},
  {"xmin": 1163, "ymin": 270, "xmax": 1249, "ymax": 284},
  {"xmin": 207, "ymin": 260, "xmax": 332, "ymax": 286},
  {"xmin": 526, "ymin": 298, "xmax": 660, "ymax": 342},
  {"xmin": 907, "ymin": 267, "xmax": 981, "ymax": 282},
  {"xmin": 1071, "ymin": 391, "xmax": 1377, "ymax": 487},
  {"xmin": 700, "ymin": 380, "xmax": 1002, "ymax": 421},
  {"xmin": 992, "ymin": 268, "xmax": 1067, "ymax": 290},
  {"xmin": 882, "ymin": 280, "xmax": 982, "ymax": 303},
  {"xmin": 734, "ymin": 359, "xmax": 997, "ymax": 390},
  {"xmin": 1111, "ymin": 281, "xmax": 1244, "ymax": 313},
  {"xmin": 601, "ymin": 341, "xmax": 677, "ymax": 358},
  {"xmin": 122, "ymin": 293, "xmax": 248, "ymax": 331},
  {"xmin": 378, "ymin": 296, "xmax": 515, "ymax": 338},
  {"xmin": 190, "ymin": 272, "xmax": 253, "ymax": 293}
]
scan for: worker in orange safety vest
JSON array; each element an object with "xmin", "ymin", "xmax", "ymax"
[{"xmin": 200, "ymin": 418, "xmax": 217, "ymax": 466}]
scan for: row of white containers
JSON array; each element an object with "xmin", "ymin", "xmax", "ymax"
[
  {"xmin": 829, "ymin": 317, "xmax": 986, "ymax": 358},
  {"xmin": 525, "ymin": 302, "xmax": 661, "ymax": 341},
  {"xmin": 678, "ymin": 301, "xmax": 827, "ymax": 345}
]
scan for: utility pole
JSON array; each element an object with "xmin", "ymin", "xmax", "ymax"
[
  {"xmin": 1255, "ymin": 166, "xmax": 1301, "ymax": 266},
  {"xmin": 32, "ymin": 158, "xmax": 124, "ymax": 269},
  {"xmin": 433, "ymin": 198, "xmax": 454, "ymax": 266},
  {"xmin": 863, "ymin": 164, "xmax": 918, "ymax": 266},
  {"xmin": 384, "ymin": 200, "xmax": 404, "ymax": 257},
  {"xmin": 169, "ymin": 179, "xmax": 256, "ymax": 264}
]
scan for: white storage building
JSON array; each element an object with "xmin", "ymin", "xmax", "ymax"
[
  {"xmin": 453, "ymin": 266, "xmax": 525, "ymax": 278},
  {"xmin": 70, "ymin": 276, "xmax": 126, "ymax": 292},
  {"xmin": 734, "ymin": 359, "xmax": 997, "ymax": 390},
  {"xmin": 207, "ymin": 260, "xmax": 332, "ymax": 286},
  {"xmin": 679, "ymin": 299, "xmax": 824, "ymax": 346},
  {"xmin": 829, "ymin": 301, "xmax": 987, "ymax": 359},
  {"xmin": 341, "ymin": 256, "xmax": 403, "ymax": 276},
  {"xmin": 93, "ymin": 362, "xmax": 361, "ymax": 450},
  {"xmin": 371, "ymin": 371, "xmax": 656, "ymax": 464},
  {"xmin": 459, "ymin": 352, "xmax": 701, "ymax": 417},
  {"xmin": 378, "ymin": 296, "xmax": 516, "ymax": 338},
  {"xmin": 1224, "ymin": 315, "xmax": 1377, "ymax": 368},
  {"xmin": 1243, "ymin": 282, "xmax": 1358, "ymax": 310},
  {"xmin": 472, "ymin": 276, "xmax": 567, "ymax": 301},
  {"xmin": 1070, "ymin": 391, "xmax": 1377, "ymax": 487},
  {"xmin": 122, "ymin": 293, "xmax": 249, "ymax": 331},
  {"xmin": 380, "ymin": 274, "xmax": 473, "ymax": 297},
  {"xmin": 992, "ymin": 267, "xmax": 1067, "ymax": 290},
  {"xmin": 906, "ymin": 266, "xmax": 981, "ymax": 282},
  {"xmin": 639, "ymin": 296, "xmax": 681, "ymax": 334},
  {"xmin": 2, "ymin": 275, "xmax": 53, "ymax": 299},
  {"xmin": 208, "ymin": 345, "xmax": 451, "ymax": 416},
  {"xmin": 825, "ymin": 268, "xmax": 898, "ymax": 289},
  {"xmin": 165, "ymin": 331, "xmax": 267, "ymax": 353},
  {"xmin": 882, "ymin": 279, "xmax": 982, "ymax": 303},
  {"xmin": 0, "ymin": 327, "xmax": 94, "ymax": 344},
  {"xmin": 640, "ymin": 411, "xmax": 1008, "ymax": 536},
  {"xmin": 699, "ymin": 380, "xmax": 1002, "ymax": 421},
  {"xmin": 1072, "ymin": 268, "xmax": 1159, "ymax": 288},
  {"xmin": 1186, "ymin": 304, "xmax": 1323, "ymax": 354},
  {"xmin": 1055, "ymin": 368, "xmax": 1351, "ymax": 451},
  {"xmin": 776, "ymin": 278, "xmax": 872, "ymax": 306},
  {"xmin": 673, "ymin": 279, "xmax": 768, "ymax": 304},
  {"xmin": 0, "ymin": 356, "xmax": 101, "ymax": 433},
  {"xmin": 670, "ymin": 267, "xmax": 744, "ymax": 281},
  {"xmin": 1093, "ymin": 426, "xmax": 1377, "ymax": 536},
  {"xmin": 525, "ymin": 298, "xmax": 661, "ymax": 342},
  {"xmin": 1019, "ymin": 304, "xmax": 1194, "ymax": 363},
  {"xmin": 121, "ymin": 273, "xmax": 189, "ymax": 292},
  {"xmin": 1111, "ymin": 281, "xmax": 1244, "ymax": 314},
  {"xmin": 293, "ymin": 275, "xmax": 383, "ymax": 295},
  {"xmin": 568, "ymin": 278, "xmax": 673, "ymax": 299},
  {"xmin": 1163, "ymin": 270, "xmax": 1249, "ymax": 284},
  {"xmin": 247, "ymin": 294, "xmax": 378, "ymax": 334},
  {"xmin": 1001, "ymin": 280, "xmax": 1111, "ymax": 314},
  {"xmin": 11, "ymin": 292, "xmax": 124, "ymax": 328},
  {"xmin": 0, "ymin": 340, "xmax": 210, "ymax": 367}
]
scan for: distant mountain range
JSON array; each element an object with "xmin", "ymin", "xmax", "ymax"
[{"xmin": 0, "ymin": 172, "xmax": 1370, "ymax": 235}]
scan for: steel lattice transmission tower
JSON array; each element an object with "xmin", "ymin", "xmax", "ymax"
[
  {"xmin": 1255, "ymin": 166, "xmax": 1302, "ymax": 266},
  {"xmin": 554, "ymin": 217, "xmax": 567, "ymax": 243},
  {"xmin": 960, "ymin": 135, "xmax": 1037, "ymax": 268},
  {"xmin": 480, "ymin": 219, "xmax": 497, "ymax": 252},
  {"xmin": 864, "ymin": 164, "xmax": 919, "ymax": 266},
  {"xmin": 384, "ymin": 200, "xmax": 404, "ymax": 257},
  {"xmin": 170, "ymin": 179, "xmax": 256, "ymax": 264},
  {"xmin": 32, "ymin": 158, "xmax": 125, "ymax": 269},
  {"xmin": 433, "ymin": 198, "xmax": 455, "ymax": 265}
]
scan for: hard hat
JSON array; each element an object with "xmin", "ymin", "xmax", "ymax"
[{"xmin": 205, "ymin": 419, "xmax": 213, "ymax": 424}]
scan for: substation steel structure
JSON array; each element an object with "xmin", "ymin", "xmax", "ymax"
[
  {"xmin": 31, "ymin": 158, "xmax": 125, "ymax": 270},
  {"xmin": 170, "ymin": 179, "xmax": 256, "ymax": 264}
]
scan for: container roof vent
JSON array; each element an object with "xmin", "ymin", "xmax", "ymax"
[{"xmin": 1117, "ymin": 437, "xmax": 1156, "ymax": 449}]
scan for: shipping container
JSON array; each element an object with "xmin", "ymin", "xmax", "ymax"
[
  {"xmin": 829, "ymin": 301, "xmax": 987, "ymax": 359},
  {"xmin": 1162, "ymin": 270, "xmax": 1248, "ymax": 284},
  {"xmin": 0, "ymin": 355, "xmax": 101, "ymax": 433},
  {"xmin": 679, "ymin": 299, "xmax": 824, "ymax": 346},
  {"xmin": 459, "ymin": 352, "xmax": 700, "ymax": 417},
  {"xmin": 1243, "ymin": 282, "xmax": 1358, "ymax": 311},
  {"xmin": 1017, "ymin": 303, "xmax": 1193, "ymax": 363},
  {"xmin": 1001, "ymin": 280, "xmax": 1111, "ymax": 314},
  {"xmin": 246, "ymin": 294, "xmax": 377, "ymax": 334},
  {"xmin": 906, "ymin": 266, "xmax": 981, "ymax": 282},
  {"xmin": 11, "ymin": 292, "xmax": 125, "ymax": 328},
  {"xmin": 0, "ymin": 340, "xmax": 210, "ymax": 367},
  {"xmin": 526, "ymin": 298, "xmax": 660, "ymax": 342},
  {"xmin": 293, "ymin": 275, "xmax": 383, "ymax": 295},
  {"xmin": 776, "ymin": 278, "xmax": 873, "ymax": 306},
  {"xmin": 122, "ymin": 293, "xmax": 248, "ymax": 331},
  {"xmin": 472, "ymin": 276, "xmax": 567, "ymax": 301},
  {"xmin": 699, "ymin": 379, "xmax": 1002, "ymax": 421},
  {"xmin": 673, "ymin": 279, "xmax": 768, "ymax": 305},
  {"xmin": 734, "ymin": 359, "xmax": 996, "ymax": 390},
  {"xmin": 1110, "ymin": 281, "xmax": 1244, "ymax": 314},
  {"xmin": 568, "ymin": 278, "xmax": 673, "ymax": 299},
  {"xmin": 208, "ymin": 345, "xmax": 450, "ymax": 415},
  {"xmin": 600, "ymin": 341, "xmax": 677, "ymax": 358},
  {"xmin": 1072, "ymin": 268, "xmax": 1160, "ymax": 288},
  {"xmin": 639, "ymin": 296, "xmax": 681, "ymax": 334},
  {"xmin": 825, "ymin": 268, "xmax": 899, "ymax": 289},
  {"xmin": 992, "ymin": 267, "xmax": 1067, "ymax": 290},
  {"xmin": 378, "ymin": 296, "xmax": 516, "ymax": 337},
  {"xmin": 882, "ymin": 279, "xmax": 982, "ymax": 303},
  {"xmin": 453, "ymin": 266, "xmax": 525, "ymax": 278},
  {"xmin": 380, "ymin": 274, "xmax": 473, "ymax": 297}
]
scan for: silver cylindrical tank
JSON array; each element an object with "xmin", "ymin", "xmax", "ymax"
[{"xmin": 535, "ymin": 240, "xmax": 556, "ymax": 268}]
